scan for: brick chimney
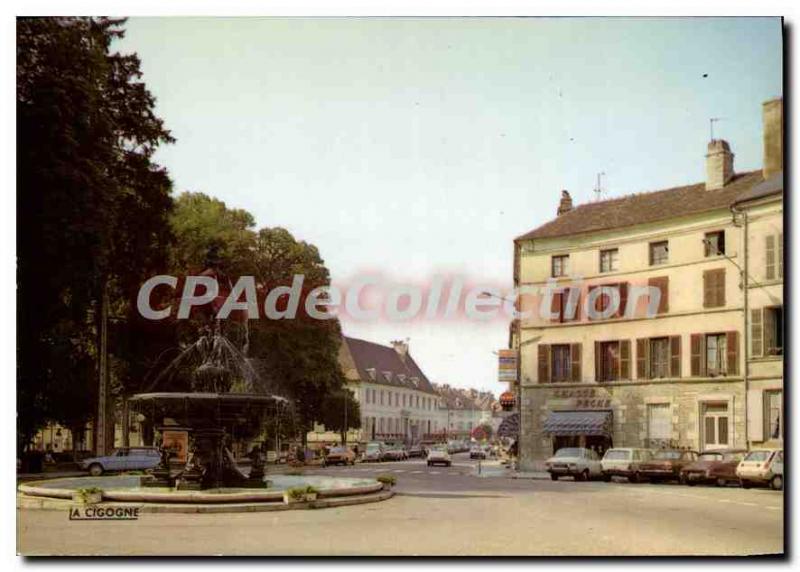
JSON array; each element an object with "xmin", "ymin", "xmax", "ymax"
[
  {"xmin": 391, "ymin": 339, "xmax": 409, "ymax": 360},
  {"xmin": 762, "ymin": 97, "xmax": 783, "ymax": 179},
  {"xmin": 557, "ymin": 190, "xmax": 573, "ymax": 215},
  {"xmin": 705, "ymin": 139, "xmax": 734, "ymax": 190}
]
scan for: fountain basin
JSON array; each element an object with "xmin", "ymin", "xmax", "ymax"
[{"xmin": 19, "ymin": 474, "xmax": 383, "ymax": 505}]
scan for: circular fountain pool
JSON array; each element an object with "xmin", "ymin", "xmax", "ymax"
[{"xmin": 18, "ymin": 474, "xmax": 386, "ymax": 506}]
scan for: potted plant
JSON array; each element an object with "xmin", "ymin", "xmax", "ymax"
[
  {"xmin": 376, "ymin": 474, "xmax": 397, "ymax": 490},
  {"xmin": 73, "ymin": 486, "xmax": 103, "ymax": 504},
  {"xmin": 283, "ymin": 486, "xmax": 308, "ymax": 505}
]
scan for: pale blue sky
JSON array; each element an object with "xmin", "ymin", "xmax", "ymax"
[{"xmin": 116, "ymin": 17, "xmax": 782, "ymax": 393}]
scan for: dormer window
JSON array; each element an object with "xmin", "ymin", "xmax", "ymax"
[
  {"xmin": 383, "ymin": 371, "xmax": 392, "ymax": 382},
  {"xmin": 365, "ymin": 368, "xmax": 376, "ymax": 381},
  {"xmin": 410, "ymin": 377, "xmax": 419, "ymax": 387},
  {"xmin": 397, "ymin": 374, "xmax": 407, "ymax": 384}
]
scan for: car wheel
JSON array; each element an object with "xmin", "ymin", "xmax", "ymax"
[
  {"xmin": 427, "ymin": 462, "xmax": 431, "ymax": 467},
  {"xmin": 550, "ymin": 474, "xmax": 558, "ymax": 481},
  {"xmin": 628, "ymin": 472, "xmax": 640, "ymax": 484},
  {"xmin": 771, "ymin": 475, "xmax": 783, "ymax": 491},
  {"xmin": 715, "ymin": 477, "xmax": 727, "ymax": 487},
  {"xmin": 679, "ymin": 474, "xmax": 689, "ymax": 485},
  {"xmin": 580, "ymin": 469, "xmax": 590, "ymax": 482},
  {"xmin": 602, "ymin": 474, "xmax": 611, "ymax": 483},
  {"xmin": 740, "ymin": 479, "xmax": 751, "ymax": 489},
  {"xmin": 88, "ymin": 463, "xmax": 103, "ymax": 477}
]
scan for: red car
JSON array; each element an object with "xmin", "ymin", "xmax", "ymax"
[
  {"xmin": 639, "ymin": 450, "xmax": 698, "ymax": 482},
  {"xmin": 680, "ymin": 449, "xmax": 747, "ymax": 486}
]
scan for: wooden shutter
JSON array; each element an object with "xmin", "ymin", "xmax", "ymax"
[
  {"xmin": 636, "ymin": 338, "xmax": 649, "ymax": 380},
  {"xmin": 551, "ymin": 291, "xmax": 563, "ymax": 323},
  {"xmin": 703, "ymin": 269, "xmax": 725, "ymax": 308},
  {"xmin": 751, "ymin": 308, "xmax": 763, "ymax": 358},
  {"xmin": 669, "ymin": 336, "xmax": 681, "ymax": 378},
  {"xmin": 766, "ymin": 235, "xmax": 776, "ymax": 280},
  {"xmin": 564, "ymin": 287, "xmax": 581, "ymax": 322},
  {"xmin": 763, "ymin": 309, "xmax": 775, "ymax": 355},
  {"xmin": 594, "ymin": 341, "xmax": 602, "ymax": 381},
  {"xmin": 570, "ymin": 343, "xmax": 582, "ymax": 382},
  {"xmin": 617, "ymin": 282, "xmax": 629, "ymax": 318},
  {"xmin": 648, "ymin": 276, "xmax": 669, "ymax": 314},
  {"xmin": 538, "ymin": 344, "xmax": 550, "ymax": 383},
  {"xmin": 690, "ymin": 334, "xmax": 705, "ymax": 377},
  {"xmin": 619, "ymin": 340, "xmax": 631, "ymax": 380},
  {"xmin": 726, "ymin": 331, "xmax": 739, "ymax": 375}
]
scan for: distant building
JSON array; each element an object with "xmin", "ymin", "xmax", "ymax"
[{"xmin": 433, "ymin": 384, "xmax": 497, "ymax": 439}]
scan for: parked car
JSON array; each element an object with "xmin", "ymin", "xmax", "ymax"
[
  {"xmin": 325, "ymin": 446, "xmax": 356, "ymax": 466},
  {"xmin": 81, "ymin": 447, "xmax": 161, "ymax": 476},
  {"xmin": 362, "ymin": 442, "xmax": 386, "ymax": 462},
  {"xmin": 427, "ymin": 445, "xmax": 452, "ymax": 467},
  {"xmin": 469, "ymin": 445, "xmax": 487, "ymax": 460},
  {"xmin": 383, "ymin": 445, "xmax": 407, "ymax": 461},
  {"xmin": 680, "ymin": 449, "xmax": 747, "ymax": 486},
  {"xmin": 600, "ymin": 448, "xmax": 653, "ymax": 482},
  {"xmin": 545, "ymin": 447, "xmax": 603, "ymax": 481},
  {"xmin": 639, "ymin": 450, "xmax": 698, "ymax": 482},
  {"xmin": 736, "ymin": 449, "xmax": 783, "ymax": 490},
  {"xmin": 408, "ymin": 445, "xmax": 425, "ymax": 458}
]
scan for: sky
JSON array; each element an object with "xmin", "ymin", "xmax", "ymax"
[{"xmin": 115, "ymin": 17, "xmax": 782, "ymax": 394}]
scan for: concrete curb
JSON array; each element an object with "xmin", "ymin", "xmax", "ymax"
[{"xmin": 17, "ymin": 490, "xmax": 394, "ymax": 514}]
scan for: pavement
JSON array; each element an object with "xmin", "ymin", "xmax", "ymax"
[{"xmin": 17, "ymin": 453, "xmax": 784, "ymax": 556}]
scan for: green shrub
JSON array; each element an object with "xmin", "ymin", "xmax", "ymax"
[
  {"xmin": 376, "ymin": 474, "xmax": 397, "ymax": 486},
  {"xmin": 304, "ymin": 485, "xmax": 319, "ymax": 495},
  {"xmin": 286, "ymin": 486, "xmax": 308, "ymax": 500}
]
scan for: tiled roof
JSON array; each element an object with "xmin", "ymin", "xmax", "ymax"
[
  {"xmin": 516, "ymin": 170, "xmax": 764, "ymax": 241},
  {"xmin": 341, "ymin": 336, "xmax": 436, "ymax": 394},
  {"xmin": 733, "ymin": 171, "xmax": 783, "ymax": 205},
  {"xmin": 434, "ymin": 384, "xmax": 496, "ymax": 410}
]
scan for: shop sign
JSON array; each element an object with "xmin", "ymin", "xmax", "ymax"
[
  {"xmin": 498, "ymin": 349, "xmax": 517, "ymax": 382},
  {"xmin": 550, "ymin": 388, "xmax": 611, "ymax": 409}
]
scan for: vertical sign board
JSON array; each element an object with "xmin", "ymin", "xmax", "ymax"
[
  {"xmin": 498, "ymin": 349, "xmax": 517, "ymax": 382},
  {"xmin": 161, "ymin": 430, "xmax": 189, "ymax": 463}
]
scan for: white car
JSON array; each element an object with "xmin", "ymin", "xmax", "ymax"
[
  {"xmin": 736, "ymin": 449, "xmax": 783, "ymax": 490},
  {"xmin": 545, "ymin": 447, "xmax": 603, "ymax": 481},
  {"xmin": 601, "ymin": 448, "xmax": 653, "ymax": 482},
  {"xmin": 427, "ymin": 445, "xmax": 452, "ymax": 467}
]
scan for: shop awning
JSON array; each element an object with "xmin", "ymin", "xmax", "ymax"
[
  {"xmin": 497, "ymin": 413, "xmax": 519, "ymax": 438},
  {"xmin": 542, "ymin": 410, "xmax": 612, "ymax": 437}
]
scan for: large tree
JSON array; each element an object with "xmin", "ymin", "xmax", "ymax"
[{"xmin": 17, "ymin": 17, "xmax": 174, "ymax": 454}]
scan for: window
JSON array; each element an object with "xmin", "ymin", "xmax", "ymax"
[
  {"xmin": 380, "ymin": 390, "xmax": 385, "ymax": 406},
  {"xmin": 764, "ymin": 306, "xmax": 784, "ymax": 355},
  {"xmin": 552, "ymin": 255, "xmax": 569, "ymax": 277},
  {"xmin": 649, "ymin": 241, "xmax": 669, "ymax": 266},
  {"xmin": 647, "ymin": 276, "xmax": 669, "ymax": 314},
  {"xmin": 765, "ymin": 233, "xmax": 783, "ymax": 280},
  {"xmin": 706, "ymin": 334, "xmax": 727, "ymax": 376},
  {"xmin": 366, "ymin": 368, "xmax": 376, "ymax": 381},
  {"xmin": 649, "ymin": 338, "xmax": 670, "ymax": 379},
  {"xmin": 550, "ymin": 287, "xmax": 581, "ymax": 322},
  {"xmin": 647, "ymin": 403, "xmax": 672, "ymax": 446},
  {"xmin": 765, "ymin": 391, "xmax": 782, "ymax": 440},
  {"xmin": 703, "ymin": 268, "xmax": 726, "ymax": 308},
  {"xmin": 402, "ymin": 394, "xmax": 406, "ymax": 407},
  {"xmin": 551, "ymin": 345, "xmax": 572, "ymax": 382},
  {"xmin": 704, "ymin": 231, "xmax": 725, "ymax": 257},
  {"xmin": 600, "ymin": 248, "xmax": 619, "ymax": 273},
  {"xmin": 598, "ymin": 342, "xmax": 620, "ymax": 381},
  {"xmin": 702, "ymin": 403, "xmax": 729, "ymax": 449},
  {"xmin": 587, "ymin": 283, "xmax": 628, "ymax": 320}
]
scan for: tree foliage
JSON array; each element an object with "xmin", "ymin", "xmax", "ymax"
[
  {"xmin": 17, "ymin": 17, "xmax": 174, "ymax": 452},
  {"xmin": 318, "ymin": 387, "xmax": 362, "ymax": 444}
]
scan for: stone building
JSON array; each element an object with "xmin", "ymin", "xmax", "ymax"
[
  {"xmin": 433, "ymin": 384, "xmax": 497, "ymax": 439},
  {"xmin": 512, "ymin": 99, "xmax": 783, "ymax": 471}
]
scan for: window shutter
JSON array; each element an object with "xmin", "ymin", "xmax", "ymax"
[
  {"xmin": 726, "ymin": 331, "xmax": 739, "ymax": 375},
  {"xmin": 778, "ymin": 232, "xmax": 783, "ymax": 278},
  {"xmin": 636, "ymin": 338, "xmax": 648, "ymax": 380},
  {"xmin": 619, "ymin": 340, "xmax": 631, "ymax": 380},
  {"xmin": 538, "ymin": 344, "xmax": 550, "ymax": 383},
  {"xmin": 751, "ymin": 308, "xmax": 763, "ymax": 358},
  {"xmin": 690, "ymin": 334, "xmax": 705, "ymax": 377},
  {"xmin": 669, "ymin": 336, "xmax": 681, "ymax": 378},
  {"xmin": 703, "ymin": 269, "xmax": 725, "ymax": 308},
  {"xmin": 551, "ymin": 291, "xmax": 563, "ymax": 323},
  {"xmin": 763, "ymin": 309, "xmax": 775, "ymax": 355},
  {"xmin": 594, "ymin": 341, "xmax": 602, "ymax": 381},
  {"xmin": 648, "ymin": 276, "xmax": 669, "ymax": 314},
  {"xmin": 766, "ymin": 235, "xmax": 775, "ymax": 280},
  {"xmin": 565, "ymin": 287, "xmax": 581, "ymax": 321},
  {"xmin": 716, "ymin": 269, "xmax": 726, "ymax": 307},
  {"xmin": 703, "ymin": 270, "xmax": 713, "ymax": 307},
  {"xmin": 570, "ymin": 343, "xmax": 582, "ymax": 382},
  {"xmin": 617, "ymin": 282, "xmax": 628, "ymax": 318}
]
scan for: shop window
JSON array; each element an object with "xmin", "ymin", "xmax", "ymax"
[
  {"xmin": 765, "ymin": 391, "xmax": 782, "ymax": 440},
  {"xmin": 551, "ymin": 255, "xmax": 569, "ymax": 278},
  {"xmin": 704, "ymin": 230, "xmax": 725, "ymax": 257},
  {"xmin": 649, "ymin": 338, "xmax": 670, "ymax": 379},
  {"xmin": 649, "ymin": 241, "xmax": 669, "ymax": 266},
  {"xmin": 702, "ymin": 403, "xmax": 730, "ymax": 449},
  {"xmin": 600, "ymin": 248, "xmax": 619, "ymax": 273}
]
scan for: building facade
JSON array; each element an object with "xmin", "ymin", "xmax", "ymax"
[
  {"xmin": 337, "ymin": 336, "xmax": 440, "ymax": 444},
  {"xmin": 512, "ymin": 99, "xmax": 783, "ymax": 471}
]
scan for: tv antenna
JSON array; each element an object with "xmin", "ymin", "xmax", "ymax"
[
  {"xmin": 709, "ymin": 117, "xmax": 724, "ymax": 140},
  {"xmin": 593, "ymin": 172, "xmax": 606, "ymax": 201}
]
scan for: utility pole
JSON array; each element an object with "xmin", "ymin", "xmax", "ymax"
[
  {"xmin": 96, "ymin": 280, "xmax": 110, "ymax": 456},
  {"xmin": 343, "ymin": 388, "xmax": 348, "ymax": 445}
]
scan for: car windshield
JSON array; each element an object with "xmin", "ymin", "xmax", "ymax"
[
  {"xmin": 330, "ymin": 447, "xmax": 347, "ymax": 453},
  {"xmin": 653, "ymin": 451, "xmax": 681, "ymax": 460},
  {"xmin": 604, "ymin": 450, "xmax": 630, "ymax": 460},
  {"xmin": 366, "ymin": 445, "xmax": 380, "ymax": 451},
  {"xmin": 555, "ymin": 448, "xmax": 581, "ymax": 458},
  {"xmin": 431, "ymin": 446, "xmax": 446, "ymax": 452},
  {"xmin": 723, "ymin": 452, "xmax": 745, "ymax": 462},
  {"xmin": 698, "ymin": 452, "xmax": 723, "ymax": 461},
  {"xmin": 744, "ymin": 451, "xmax": 772, "ymax": 462}
]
